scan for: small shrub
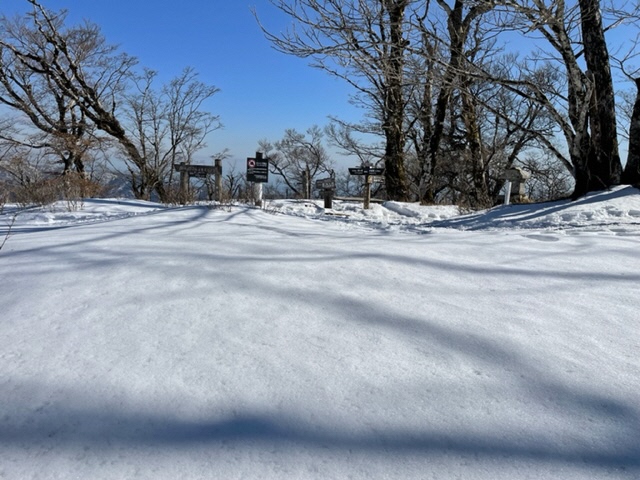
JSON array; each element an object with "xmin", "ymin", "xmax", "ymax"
[{"xmin": 13, "ymin": 173, "xmax": 106, "ymax": 210}]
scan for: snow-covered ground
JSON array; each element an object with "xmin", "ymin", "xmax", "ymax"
[{"xmin": 1, "ymin": 187, "xmax": 639, "ymax": 479}]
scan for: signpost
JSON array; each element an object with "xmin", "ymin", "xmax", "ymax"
[
  {"xmin": 315, "ymin": 174, "xmax": 336, "ymax": 209},
  {"xmin": 315, "ymin": 177, "xmax": 336, "ymax": 191},
  {"xmin": 174, "ymin": 161, "xmax": 223, "ymax": 204},
  {"xmin": 348, "ymin": 165, "xmax": 385, "ymax": 209},
  {"xmin": 246, "ymin": 152, "xmax": 269, "ymax": 183},
  {"xmin": 348, "ymin": 166, "xmax": 385, "ymax": 177},
  {"xmin": 175, "ymin": 164, "xmax": 219, "ymax": 177},
  {"xmin": 246, "ymin": 152, "xmax": 269, "ymax": 206}
]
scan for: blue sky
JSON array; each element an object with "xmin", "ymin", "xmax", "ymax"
[
  {"xmin": 2, "ymin": 1, "xmax": 637, "ymax": 171},
  {"xmin": 2, "ymin": 0, "xmax": 362, "ymax": 169}
]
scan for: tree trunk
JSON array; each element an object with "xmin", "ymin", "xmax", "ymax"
[
  {"xmin": 460, "ymin": 86, "xmax": 490, "ymax": 207},
  {"xmin": 383, "ymin": 0, "xmax": 409, "ymax": 201},
  {"xmin": 622, "ymin": 78, "xmax": 640, "ymax": 186},
  {"xmin": 574, "ymin": 0, "xmax": 622, "ymax": 197},
  {"xmin": 422, "ymin": 0, "xmax": 464, "ymax": 204}
]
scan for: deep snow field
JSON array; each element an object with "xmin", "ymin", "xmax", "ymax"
[{"xmin": 1, "ymin": 186, "xmax": 639, "ymax": 479}]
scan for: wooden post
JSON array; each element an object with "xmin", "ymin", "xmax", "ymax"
[
  {"xmin": 302, "ymin": 170, "xmax": 310, "ymax": 199},
  {"xmin": 254, "ymin": 152, "xmax": 263, "ymax": 207},
  {"xmin": 179, "ymin": 162, "xmax": 189, "ymax": 205},
  {"xmin": 323, "ymin": 189, "xmax": 333, "ymax": 209},
  {"xmin": 215, "ymin": 158, "xmax": 222, "ymax": 202},
  {"xmin": 363, "ymin": 174, "xmax": 372, "ymax": 209}
]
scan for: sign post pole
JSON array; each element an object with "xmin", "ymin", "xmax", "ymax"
[
  {"xmin": 255, "ymin": 182, "xmax": 263, "ymax": 207},
  {"xmin": 348, "ymin": 165, "xmax": 384, "ymax": 209},
  {"xmin": 215, "ymin": 158, "xmax": 223, "ymax": 202},
  {"xmin": 314, "ymin": 174, "xmax": 337, "ymax": 210},
  {"xmin": 503, "ymin": 180, "xmax": 512, "ymax": 206},
  {"xmin": 246, "ymin": 152, "xmax": 269, "ymax": 207},
  {"xmin": 323, "ymin": 189, "xmax": 333, "ymax": 209},
  {"xmin": 254, "ymin": 152, "xmax": 263, "ymax": 207},
  {"xmin": 363, "ymin": 174, "xmax": 372, "ymax": 209},
  {"xmin": 179, "ymin": 162, "xmax": 189, "ymax": 205}
]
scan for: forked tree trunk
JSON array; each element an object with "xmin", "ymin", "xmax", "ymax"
[{"xmin": 573, "ymin": 0, "xmax": 622, "ymax": 198}]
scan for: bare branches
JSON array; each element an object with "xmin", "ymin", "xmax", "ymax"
[
  {"xmin": 122, "ymin": 67, "xmax": 221, "ymax": 199},
  {"xmin": 256, "ymin": 0, "xmax": 417, "ymax": 199},
  {"xmin": 259, "ymin": 126, "xmax": 334, "ymax": 198},
  {"xmin": 1, "ymin": 1, "xmax": 221, "ymax": 202}
]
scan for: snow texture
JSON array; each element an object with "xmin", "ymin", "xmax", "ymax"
[{"xmin": 1, "ymin": 187, "xmax": 639, "ymax": 479}]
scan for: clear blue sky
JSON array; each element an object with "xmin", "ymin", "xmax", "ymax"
[
  {"xmin": 2, "ymin": 0, "xmax": 361, "ymax": 169},
  {"xmin": 3, "ymin": 1, "xmax": 636, "ymax": 170}
]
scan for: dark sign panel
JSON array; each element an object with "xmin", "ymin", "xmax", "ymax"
[
  {"xmin": 247, "ymin": 157, "xmax": 269, "ymax": 183},
  {"xmin": 174, "ymin": 163, "xmax": 220, "ymax": 177},
  {"xmin": 315, "ymin": 177, "xmax": 336, "ymax": 190},
  {"xmin": 348, "ymin": 166, "xmax": 385, "ymax": 176}
]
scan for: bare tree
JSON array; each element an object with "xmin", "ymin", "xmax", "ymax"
[
  {"xmin": 577, "ymin": 0, "xmax": 622, "ymax": 195},
  {"xmin": 0, "ymin": 1, "xmax": 222, "ymax": 202},
  {"xmin": 0, "ymin": 6, "xmax": 101, "ymax": 175},
  {"xmin": 616, "ymin": 29, "xmax": 640, "ymax": 186},
  {"xmin": 258, "ymin": 126, "xmax": 333, "ymax": 198},
  {"xmin": 256, "ymin": 0, "xmax": 421, "ymax": 200},
  {"xmin": 519, "ymin": 152, "xmax": 573, "ymax": 201},
  {"xmin": 622, "ymin": 78, "xmax": 640, "ymax": 185},
  {"xmin": 414, "ymin": 0, "xmax": 496, "ymax": 204},
  {"xmin": 122, "ymin": 67, "xmax": 221, "ymax": 200},
  {"xmin": 489, "ymin": 0, "xmax": 623, "ymax": 198},
  {"xmin": 0, "ymin": 1, "xmax": 141, "ymax": 185}
]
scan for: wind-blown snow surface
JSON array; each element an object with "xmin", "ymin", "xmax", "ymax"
[{"xmin": 1, "ymin": 187, "xmax": 639, "ymax": 479}]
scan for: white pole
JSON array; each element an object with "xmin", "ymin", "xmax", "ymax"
[
  {"xmin": 255, "ymin": 182, "xmax": 263, "ymax": 208},
  {"xmin": 503, "ymin": 181, "xmax": 512, "ymax": 206}
]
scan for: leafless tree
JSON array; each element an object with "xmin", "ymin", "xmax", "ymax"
[
  {"xmin": 122, "ymin": 67, "xmax": 221, "ymax": 200},
  {"xmin": 0, "ymin": 6, "xmax": 102, "ymax": 175},
  {"xmin": 0, "ymin": 1, "xmax": 140, "ymax": 184},
  {"xmin": 487, "ymin": 0, "xmax": 624, "ymax": 198},
  {"xmin": 258, "ymin": 126, "xmax": 334, "ymax": 198},
  {"xmin": 256, "ymin": 0, "xmax": 425, "ymax": 200},
  {"xmin": 615, "ymin": 21, "xmax": 640, "ymax": 186},
  {"xmin": 0, "ymin": 1, "xmax": 222, "ymax": 202},
  {"xmin": 519, "ymin": 152, "xmax": 573, "ymax": 201},
  {"xmin": 413, "ymin": 0, "xmax": 496, "ymax": 204}
]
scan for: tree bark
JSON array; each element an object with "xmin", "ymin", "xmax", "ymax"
[
  {"xmin": 574, "ymin": 0, "xmax": 622, "ymax": 197},
  {"xmin": 622, "ymin": 78, "xmax": 640, "ymax": 186},
  {"xmin": 382, "ymin": 0, "xmax": 410, "ymax": 201}
]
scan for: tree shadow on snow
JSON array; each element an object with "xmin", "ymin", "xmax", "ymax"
[{"xmin": 0, "ymin": 382, "xmax": 638, "ymax": 473}]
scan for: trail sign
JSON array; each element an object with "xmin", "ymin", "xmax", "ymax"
[
  {"xmin": 174, "ymin": 164, "xmax": 220, "ymax": 178},
  {"xmin": 173, "ymin": 161, "xmax": 223, "ymax": 204},
  {"xmin": 348, "ymin": 165, "xmax": 385, "ymax": 209},
  {"xmin": 315, "ymin": 176, "xmax": 336, "ymax": 209},
  {"xmin": 247, "ymin": 153, "xmax": 269, "ymax": 183},
  {"xmin": 348, "ymin": 166, "xmax": 384, "ymax": 176},
  {"xmin": 315, "ymin": 177, "xmax": 336, "ymax": 191}
]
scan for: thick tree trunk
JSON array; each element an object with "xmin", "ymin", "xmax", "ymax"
[
  {"xmin": 383, "ymin": 0, "xmax": 409, "ymax": 201},
  {"xmin": 622, "ymin": 78, "xmax": 640, "ymax": 186},
  {"xmin": 574, "ymin": 0, "xmax": 622, "ymax": 198},
  {"xmin": 460, "ymin": 87, "xmax": 490, "ymax": 207}
]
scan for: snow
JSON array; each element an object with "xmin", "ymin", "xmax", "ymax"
[{"xmin": 1, "ymin": 187, "xmax": 639, "ymax": 479}]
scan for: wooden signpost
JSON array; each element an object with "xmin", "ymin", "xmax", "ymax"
[
  {"xmin": 348, "ymin": 165, "xmax": 384, "ymax": 209},
  {"xmin": 174, "ymin": 160, "xmax": 222, "ymax": 204},
  {"xmin": 315, "ymin": 174, "xmax": 336, "ymax": 209}
]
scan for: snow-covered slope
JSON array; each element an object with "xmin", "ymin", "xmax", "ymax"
[{"xmin": 1, "ymin": 187, "xmax": 639, "ymax": 479}]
